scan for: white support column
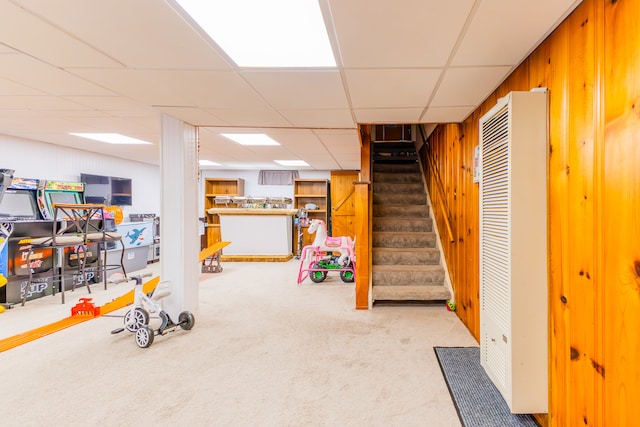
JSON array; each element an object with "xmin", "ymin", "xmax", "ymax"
[{"xmin": 159, "ymin": 114, "xmax": 199, "ymax": 319}]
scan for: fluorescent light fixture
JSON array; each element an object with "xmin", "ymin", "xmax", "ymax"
[
  {"xmin": 70, "ymin": 133, "xmax": 151, "ymax": 145},
  {"xmin": 199, "ymin": 160, "xmax": 221, "ymax": 166},
  {"xmin": 176, "ymin": 0, "xmax": 336, "ymax": 67},
  {"xmin": 221, "ymin": 133, "xmax": 280, "ymax": 146},
  {"xmin": 274, "ymin": 160, "xmax": 309, "ymax": 167}
]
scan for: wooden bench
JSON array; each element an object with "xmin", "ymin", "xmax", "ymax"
[{"xmin": 199, "ymin": 241, "xmax": 231, "ymax": 273}]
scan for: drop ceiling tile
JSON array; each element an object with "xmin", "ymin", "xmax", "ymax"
[
  {"xmin": 452, "ymin": 0, "xmax": 582, "ymax": 66},
  {"xmin": 13, "ymin": 0, "xmax": 232, "ymax": 70},
  {"xmin": 38, "ymin": 110, "xmax": 113, "ymax": 119},
  {"xmin": 108, "ymin": 109, "xmax": 160, "ymax": 119},
  {"xmin": 0, "ymin": 45, "xmax": 17, "ymax": 54},
  {"xmin": 0, "ymin": 77, "xmax": 47, "ymax": 96},
  {"xmin": 0, "ymin": 1, "xmax": 121, "ymax": 68},
  {"xmin": 337, "ymin": 159, "xmax": 361, "ymax": 170},
  {"xmin": 313, "ymin": 129, "xmax": 359, "ymax": 137},
  {"xmin": 309, "ymin": 159, "xmax": 341, "ymax": 170},
  {"xmin": 0, "ymin": 55, "xmax": 115, "ymax": 96},
  {"xmin": 430, "ymin": 66, "xmax": 511, "ymax": 107},
  {"xmin": 0, "ymin": 95, "xmax": 88, "ymax": 110},
  {"xmin": 421, "ymin": 106, "xmax": 475, "ymax": 123},
  {"xmin": 353, "ymin": 108, "xmax": 423, "ymax": 123},
  {"xmin": 345, "ymin": 68, "xmax": 441, "ymax": 108},
  {"xmin": 242, "ymin": 70, "xmax": 349, "ymax": 109},
  {"xmin": 206, "ymin": 108, "xmax": 291, "ymax": 128},
  {"xmin": 315, "ymin": 133, "xmax": 361, "ymax": 151},
  {"xmin": 329, "ymin": 0, "xmax": 474, "ymax": 68},
  {"xmin": 70, "ymin": 69, "xmax": 266, "ymax": 109},
  {"xmin": 63, "ymin": 96, "xmax": 148, "ymax": 111},
  {"xmin": 279, "ymin": 109, "xmax": 355, "ymax": 128},
  {"xmin": 154, "ymin": 107, "xmax": 229, "ymax": 127}
]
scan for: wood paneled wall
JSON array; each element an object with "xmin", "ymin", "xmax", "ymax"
[{"xmin": 422, "ymin": 0, "xmax": 639, "ymax": 425}]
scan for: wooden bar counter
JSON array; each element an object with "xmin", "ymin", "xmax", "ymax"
[{"xmin": 207, "ymin": 208, "xmax": 298, "ymax": 262}]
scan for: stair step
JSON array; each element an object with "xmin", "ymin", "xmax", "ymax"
[
  {"xmin": 373, "ymin": 163, "xmax": 421, "ymax": 174},
  {"xmin": 373, "ymin": 182, "xmax": 423, "ymax": 194},
  {"xmin": 372, "ymin": 142, "xmax": 415, "ymax": 152},
  {"xmin": 373, "ymin": 204, "xmax": 429, "ymax": 218},
  {"xmin": 372, "ymin": 231, "xmax": 436, "ymax": 248},
  {"xmin": 373, "ymin": 154, "xmax": 418, "ymax": 163},
  {"xmin": 373, "ymin": 172, "xmax": 422, "ymax": 184},
  {"xmin": 372, "ymin": 264, "xmax": 445, "ymax": 286},
  {"xmin": 373, "ymin": 192, "xmax": 427, "ymax": 205},
  {"xmin": 372, "ymin": 217, "xmax": 433, "ymax": 232},
  {"xmin": 372, "ymin": 285, "xmax": 451, "ymax": 302},
  {"xmin": 372, "ymin": 247, "xmax": 440, "ymax": 265}
]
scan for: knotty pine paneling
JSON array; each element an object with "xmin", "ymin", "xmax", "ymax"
[
  {"xmin": 603, "ymin": 0, "xmax": 640, "ymax": 426},
  {"xmin": 422, "ymin": 0, "xmax": 640, "ymax": 424}
]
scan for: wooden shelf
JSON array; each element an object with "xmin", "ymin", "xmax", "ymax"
[
  {"xmin": 203, "ymin": 178, "xmax": 245, "ymax": 248},
  {"xmin": 293, "ymin": 178, "xmax": 330, "ymax": 254}
]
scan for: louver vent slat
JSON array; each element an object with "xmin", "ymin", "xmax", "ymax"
[{"xmin": 480, "ymin": 104, "xmax": 510, "ymax": 335}]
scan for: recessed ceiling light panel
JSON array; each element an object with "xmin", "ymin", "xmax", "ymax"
[
  {"xmin": 176, "ymin": 0, "xmax": 336, "ymax": 68},
  {"xmin": 274, "ymin": 160, "xmax": 309, "ymax": 166},
  {"xmin": 199, "ymin": 160, "xmax": 221, "ymax": 166},
  {"xmin": 221, "ymin": 133, "xmax": 280, "ymax": 146},
  {"xmin": 69, "ymin": 132, "xmax": 152, "ymax": 145}
]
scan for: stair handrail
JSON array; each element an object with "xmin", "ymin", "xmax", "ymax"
[
  {"xmin": 353, "ymin": 124, "xmax": 373, "ymax": 309},
  {"xmin": 420, "ymin": 126, "xmax": 455, "ymax": 243}
]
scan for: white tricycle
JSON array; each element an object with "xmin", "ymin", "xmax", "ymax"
[{"xmin": 111, "ymin": 275, "xmax": 195, "ymax": 348}]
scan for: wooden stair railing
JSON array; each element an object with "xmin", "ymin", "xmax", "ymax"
[
  {"xmin": 354, "ymin": 124, "xmax": 372, "ymax": 309},
  {"xmin": 419, "ymin": 125, "xmax": 455, "ymax": 243}
]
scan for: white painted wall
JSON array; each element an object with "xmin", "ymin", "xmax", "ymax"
[
  {"xmin": 1, "ymin": 134, "xmax": 161, "ymax": 218},
  {"xmin": 1, "ymin": 133, "xmax": 334, "ymax": 221}
]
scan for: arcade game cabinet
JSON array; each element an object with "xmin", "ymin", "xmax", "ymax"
[
  {"xmin": 0, "ymin": 176, "xmax": 56, "ymax": 304},
  {"xmin": 0, "ymin": 169, "xmax": 14, "ymax": 307},
  {"xmin": 37, "ymin": 180, "xmax": 100, "ymax": 291}
]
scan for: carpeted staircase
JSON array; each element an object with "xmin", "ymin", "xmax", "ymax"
[{"xmin": 371, "ymin": 141, "xmax": 451, "ymax": 302}]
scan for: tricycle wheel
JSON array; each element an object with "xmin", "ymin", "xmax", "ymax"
[
  {"xmin": 135, "ymin": 325, "xmax": 154, "ymax": 348},
  {"xmin": 179, "ymin": 311, "xmax": 195, "ymax": 330},
  {"xmin": 124, "ymin": 308, "xmax": 149, "ymax": 332}
]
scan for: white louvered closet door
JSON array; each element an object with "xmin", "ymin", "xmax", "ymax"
[
  {"xmin": 478, "ymin": 91, "xmax": 549, "ymax": 414},
  {"xmin": 479, "ymin": 103, "xmax": 511, "ymax": 393}
]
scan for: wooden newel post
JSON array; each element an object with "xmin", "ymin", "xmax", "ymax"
[{"xmin": 354, "ymin": 181, "xmax": 371, "ymax": 310}]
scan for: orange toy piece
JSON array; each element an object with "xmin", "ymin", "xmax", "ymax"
[{"xmin": 71, "ymin": 297, "xmax": 101, "ymax": 317}]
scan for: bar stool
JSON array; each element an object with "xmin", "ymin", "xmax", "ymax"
[
  {"xmin": 25, "ymin": 204, "xmax": 95, "ymax": 305},
  {"xmin": 85, "ymin": 215, "xmax": 126, "ymax": 288}
]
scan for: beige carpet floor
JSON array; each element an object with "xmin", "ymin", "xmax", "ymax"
[{"xmin": 0, "ymin": 260, "xmax": 477, "ymax": 426}]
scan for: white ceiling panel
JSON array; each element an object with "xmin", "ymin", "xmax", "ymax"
[
  {"xmin": 70, "ymin": 69, "xmax": 267, "ymax": 109},
  {"xmin": 154, "ymin": 107, "xmax": 227, "ymax": 127},
  {"xmin": 354, "ymin": 108, "xmax": 423, "ymax": 124},
  {"xmin": 328, "ymin": 0, "xmax": 475, "ymax": 68},
  {"xmin": 33, "ymin": 110, "xmax": 112, "ymax": 119},
  {"xmin": 63, "ymin": 96, "xmax": 152, "ymax": 111},
  {"xmin": 0, "ymin": 45, "xmax": 16, "ymax": 54},
  {"xmin": 0, "ymin": 55, "xmax": 115, "ymax": 96},
  {"xmin": 14, "ymin": 0, "xmax": 232, "ymax": 70},
  {"xmin": 421, "ymin": 106, "xmax": 476, "ymax": 123},
  {"xmin": 243, "ymin": 70, "xmax": 348, "ymax": 110},
  {"xmin": 452, "ymin": 0, "xmax": 582, "ymax": 66},
  {"xmin": 0, "ymin": 1, "xmax": 121, "ymax": 68},
  {"xmin": 0, "ymin": 77, "xmax": 46, "ymax": 96},
  {"xmin": 278, "ymin": 109, "xmax": 354, "ymax": 128},
  {"xmin": 205, "ymin": 108, "xmax": 291, "ymax": 128},
  {"xmin": 430, "ymin": 66, "xmax": 511, "ymax": 107},
  {"xmin": 0, "ymin": 95, "xmax": 87, "ymax": 111},
  {"xmin": 345, "ymin": 68, "xmax": 441, "ymax": 108}
]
